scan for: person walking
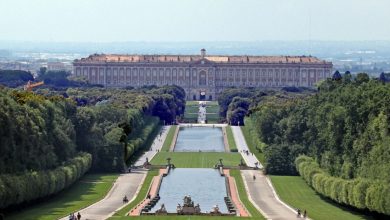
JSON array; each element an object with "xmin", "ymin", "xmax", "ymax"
[
  {"xmin": 77, "ymin": 212, "xmax": 81, "ymax": 220},
  {"xmin": 297, "ymin": 208, "xmax": 301, "ymax": 217},
  {"xmin": 303, "ymin": 210, "xmax": 307, "ymax": 218}
]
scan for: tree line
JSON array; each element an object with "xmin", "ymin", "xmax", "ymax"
[
  {"xmin": 244, "ymin": 72, "xmax": 389, "ymax": 215},
  {"xmin": 0, "ymin": 84, "xmax": 186, "ymax": 209}
]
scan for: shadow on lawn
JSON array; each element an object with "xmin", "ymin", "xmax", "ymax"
[
  {"xmin": 314, "ymin": 191, "xmax": 384, "ymax": 220},
  {"xmin": 4, "ymin": 173, "xmax": 116, "ymax": 220}
]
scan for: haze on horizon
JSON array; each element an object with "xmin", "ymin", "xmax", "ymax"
[{"xmin": 0, "ymin": 0, "xmax": 389, "ymax": 43}]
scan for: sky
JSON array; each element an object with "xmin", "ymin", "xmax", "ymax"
[{"xmin": 0, "ymin": 0, "xmax": 389, "ymax": 42}]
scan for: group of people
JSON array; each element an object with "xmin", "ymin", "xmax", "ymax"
[
  {"xmin": 297, "ymin": 209, "xmax": 307, "ymax": 218},
  {"xmin": 68, "ymin": 212, "xmax": 81, "ymax": 220},
  {"xmin": 241, "ymin": 149, "xmax": 252, "ymax": 156}
]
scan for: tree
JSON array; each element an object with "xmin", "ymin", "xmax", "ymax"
[
  {"xmin": 355, "ymin": 73, "xmax": 370, "ymax": 84},
  {"xmin": 38, "ymin": 67, "xmax": 47, "ymax": 77},
  {"xmin": 332, "ymin": 70, "xmax": 342, "ymax": 81},
  {"xmin": 343, "ymin": 71, "xmax": 352, "ymax": 84},
  {"xmin": 379, "ymin": 72, "xmax": 386, "ymax": 83}
]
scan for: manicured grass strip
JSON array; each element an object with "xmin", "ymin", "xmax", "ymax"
[
  {"xmin": 206, "ymin": 105, "xmax": 220, "ymax": 113},
  {"xmin": 114, "ymin": 170, "xmax": 159, "ymax": 216},
  {"xmin": 205, "ymin": 101, "xmax": 219, "ymax": 106},
  {"xmin": 226, "ymin": 126, "xmax": 238, "ymax": 152},
  {"xmin": 151, "ymin": 152, "xmax": 242, "ymax": 168},
  {"xmin": 230, "ymin": 170, "xmax": 265, "ymax": 219},
  {"xmin": 160, "ymin": 125, "xmax": 177, "ymax": 152},
  {"xmin": 6, "ymin": 173, "xmax": 118, "ymax": 220},
  {"xmin": 270, "ymin": 176, "xmax": 373, "ymax": 220},
  {"xmin": 241, "ymin": 119, "xmax": 265, "ymax": 165}
]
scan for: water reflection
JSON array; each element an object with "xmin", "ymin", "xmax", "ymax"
[{"xmin": 174, "ymin": 127, "xmax": 225, "ymax": 152}]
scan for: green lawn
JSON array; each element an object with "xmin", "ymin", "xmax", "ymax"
[
  {"xmin": 6, "ymin": 173, "xmax": 119, "ymax": 220},
  {"xmin": 183, "ymin": 101, "xmax": 222, "ymax": 123},
  {"xmin": 113, "ymin": 170, "xmax": 159, "ymax": 216},
  {"xmin": 205, "ymin": 101, "xmax": 219, "ymax": 106},
  {"xmin": 206, "ymin": 105, "xmax": 219, "ymax": 113},
  {"xmin": 270, "ymin": 176, "xmax": 373, "ymax": 220},
  {"xmin": 240, "ymin": 119, "xmax": 265, "ymax": 165},
  {"xmin": 160, "ymin": 125, "xmax": 177, "ymax": 152},
  {"xmin": 226, "ymin": 126, "xmax": 238, "ymax": 152},
  {"xmin": 151, "ymin": 152, "xmax": 242, "ymax": 168}
]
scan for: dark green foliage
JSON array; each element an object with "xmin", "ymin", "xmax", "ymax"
[
  {"xmin": 0, "ymin": 89, "xmax": 77, "ymax": 173},
  {"xmin": 296, "ymin": 156, "xmax": 390, "ymax": 215},
  {"xmin": 37, "ymin": 70, "xmax": 71, "ymax": 87},
  {"xmin": 264, "ymin": 143, "xmax": 304, "ymax": 175},
  {"xmin": 379, "ymin": 72, "xmax": 387, "ymax": 83},
  {"xmin": 217, "ymin": 87, "xmax": 259, "ymax": 119},
  {"xmin": 246, "ymin": 75, "xmax": 390, "ymax": 214},
  {"xmin": 249, "ymin": 76, "xmax": 390, "ymax": 179},
  {"xmin": 0, "ymin": 70, "xmax": 33, "ymax": 87},
  {"xmin": 227, "ymin": 97, "xmax": 250, "ymax": 125},
  {"xmin": 0, "ymin": 152, "xmax": 92, "ymax": 209},
  {"xmin": 0, "ymin": 84, "xmax": 186, "ymax": 208}
]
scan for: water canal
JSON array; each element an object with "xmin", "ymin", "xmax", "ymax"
[
  {"xmin": 174, "ymin": 126, "xmax": 225, "ymax": 152},
  {"xmin": 151, "ymin": 168, "xmax": 228, "ymax": 213}
]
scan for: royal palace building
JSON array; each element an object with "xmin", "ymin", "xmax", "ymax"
[{"xmin": 73, "ymin": 49, "xmax": 333, "ymax": 100}]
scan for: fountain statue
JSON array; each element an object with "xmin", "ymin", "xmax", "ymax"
[
  {"xmin": 155, "ymin": 203, "xmax": 167, "ymax": 214},
  {"xmin": 143, "ymin": 157, "xmax": 151, "ymax": 167},
  {"xmin": 210, "ymin": 205, "xmax": 221, "ymax": 214},
  {"xmin": 177, "ymin": 195, "xmax": 201, "ymax": 215}
]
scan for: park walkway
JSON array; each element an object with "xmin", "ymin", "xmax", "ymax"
[
  {"xmin": 134, "ymin": 125, "xmax": 170, "ymax": 166},
  {"xmin": 231, "ymin": 126, "xmax": 262, "ymax": 168},
  {"xmin": 59, "ymin": 126, "xmax": 170, "ymax": 220},
  {"xmin": 241, "ymin": 170, "xmax": 298, "ymax": 220},
  {"xmin": 231, "ymin": 126, "xmax": 299, "ymax": 219},
  {"xmin": 128, "ymin": 168, "xmax": 167, "ymax": 216},
  {"xmin": 59, "ymin": 170, "xmax": 146, "ymax": 220}
]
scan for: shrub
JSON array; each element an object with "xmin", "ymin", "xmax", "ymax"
[
  {"xmin": 0, "ymin": 152, "xmax": 91, "ymax": 209},
  {"xmin": 295, "ymin": 155, "xmax": 389, "ymax": 215}
]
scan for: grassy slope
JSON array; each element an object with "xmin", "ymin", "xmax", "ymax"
[
  {"xmin": 160, "ymin": 125, "xmax": 177, "ymax": 152},
  {"xmin": 270, "ymin": 176, "xmax": 373, "ymax": 220},
  {"xmin": 183, "ymin": 102, "xmax": 199, "ymax": 122},
  {"xmin": 206, "ymin": 102, "xmax": 221, "ymax": 123},
  {"xmin": 151, "ymin": 152, "xmax": 242, "ymax": 168},
  {"xmin": 6, "ymin": 174, "xmax": 118, "ymax": 220},
  {"xmin": 113, "ymin": 170, "xmax": 159, "ymax": 217},
  {"xmin": 226, "ymin": 126, "xmax": 238, "ymax": 152},
  {"xmin": 240, "ymin": 119, "xmax": 265, "ymax": 165}
]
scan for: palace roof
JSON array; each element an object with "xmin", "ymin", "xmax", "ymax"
[{"xmin": 75, "ymin": 53, "xmax": 330, "ymax": 65}]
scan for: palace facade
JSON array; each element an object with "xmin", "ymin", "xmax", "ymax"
[{"xmin": 73, "ymin": 49, "xmax": 333, "ymax": 100}]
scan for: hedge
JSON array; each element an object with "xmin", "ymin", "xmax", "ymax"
[
  {"xmin": 295, "ymin": 155, "xmax": 390, "ymax": 215},
  {"xmin": 126, "ymin": 116, "xmax": 160, "ymax": 161},
  {"xmin": 0, "ymin": 152, "xmax": 92, "ymax": 209}
]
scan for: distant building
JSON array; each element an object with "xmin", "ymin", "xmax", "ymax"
[
  {"xmin": 47, "ymin": 62, "xmax": 72, "ymax": 72},
  {"xmin": 73, "ymin": 49, "xmax": 333, "ymax": 100}
]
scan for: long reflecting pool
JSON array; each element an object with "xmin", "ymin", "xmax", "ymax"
[
  {"xmin": 174, "ymin": 126, "xmax": 225, "ymax": 152},
  {"xmin": 152, "ymin": 168, "xmax": 228, "ymax": 213}
]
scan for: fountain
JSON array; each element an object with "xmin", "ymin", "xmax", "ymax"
[{"xmin": 176, "ymin": 195, "xmax": 201, "ymax": 215}]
